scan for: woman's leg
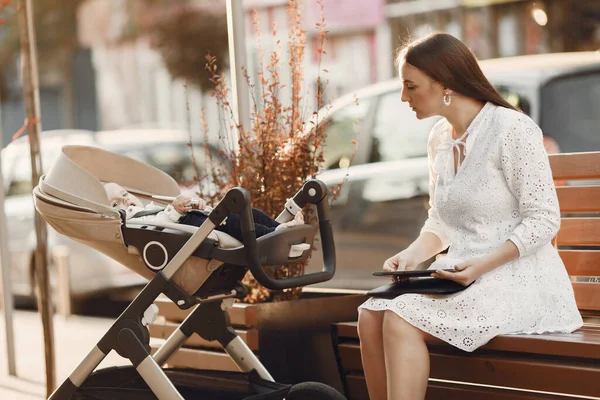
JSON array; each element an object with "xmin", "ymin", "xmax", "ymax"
[
  {"xmin": 382, "ymin": 311, "xmax": 430, "ymax": 400},
  {"xmin": 357, "ymin": 309, "xmax": 387, "ymax": 400}
]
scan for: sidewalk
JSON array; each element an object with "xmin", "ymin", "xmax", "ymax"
[{"xmin": 0, "ymin": 310, "xmax": 128, "ymax": 399}]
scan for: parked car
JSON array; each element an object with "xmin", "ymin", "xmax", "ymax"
[
  {"xmin": 305, "ymin": 51, "xmax": 600, "ymax": 292},
  {"xmin": 2, "ymin": 128, "xmax": 225, "ymax": 307},
  {"xmin": 1, "ymin": 129, "xmax": 141, "ymax": 307},
  {"xmin": 94, "ymin": 128, "xmax": 226, "ymax": 196}
]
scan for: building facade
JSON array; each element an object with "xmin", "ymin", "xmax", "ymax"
[{"xmin": 74, "ymin": 0, "xmax": 599, "ymax": 131}]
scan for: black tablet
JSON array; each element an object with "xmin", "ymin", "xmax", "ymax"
[{"xmin": 372, "ymin": 269, "xmax": 456, "ymax": 278}]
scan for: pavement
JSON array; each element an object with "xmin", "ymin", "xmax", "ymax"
[{"xmin": 0, "ymin": 310, "xmax": 128, "ymax": 400}]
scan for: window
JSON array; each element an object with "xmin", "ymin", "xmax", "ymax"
[
  {"xmin": 498, "ymin": 14, "xmax": 519, "ymax": 57},
  {"xmin": 3, "ymin": 132, "xmax": 95, "ymax": 197},
  {"xmin": 542, "ymin": 73, "xmax": 600, "ymax": 153},
  {"xmin": 496, "ymin": 86, "xmax": 531, "ymax": 115},
  {"xmin": 5, "ymin": 143, "xmax": 71, "ymax": 197},
  {"xmin": 120, "ymin": 142, "xmax": 226, "ymax": 191},
  {"xmin": 2, "ymin": 149, "xmax": 16, "ymax": 194},
  {"xmin": 369, "ymin": 91, "xmax": 436, "ymax": 163},
  {"xmin": 322, "ymin": 98, "xmax": 372, "ymax": 170},
  {"xmin": 6, "ymin": 151, "xmax": 34, "ymax": 197}
]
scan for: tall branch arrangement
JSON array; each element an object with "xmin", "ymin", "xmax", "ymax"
[{"xmin": 196, "ymin": 0, "xmax": 340, "ymax": 303}]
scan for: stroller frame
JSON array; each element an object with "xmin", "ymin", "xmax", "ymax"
[{"xmin": 47, "ymin": 180, "xmax": 337, "ymax": 400}]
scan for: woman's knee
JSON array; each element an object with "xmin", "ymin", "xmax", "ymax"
[
  {"xmin": 357, "ymin": 309, "xmax": 384, "ymax": 340},
  {"xmin": 382, "ymin": 310, "xmax": 426, "ymax": 342}
]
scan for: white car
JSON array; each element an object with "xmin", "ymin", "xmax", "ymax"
[{"xmin": 306, "ymin": 52, "xmax": 600, "ymax": 292}]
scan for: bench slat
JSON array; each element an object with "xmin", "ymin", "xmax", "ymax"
[
  {"xmin": 149, "ymin": 321, "xmax": 259, "ymax": 350},
  {"xmin": 336, "ymin": 321, "xmax": 359, "ymax": 339},
  {"xmin": 557, "ymin": 186, "xmax": 600, "ymax": 213},
  {"xmin": 426, "ymin": 380, "xmax": 585, "ymax": 400},
  {"xmin": 345, "ymin": 374, "xmax": 573, "ymax": 400},
  {"xmin": 345, "ymin": 374, "xmax": 369, "ymax": 400},
  {"xmin": 335, "ymin": 322, "xmax": 600, "ymax": 359},
  {"xmin": 573, "ymin": 282, "xmax": 600, "ymax": 312},
  {"xmin": 155, "ymin": 298, "xmax": 258, "ymax": 326},
  {"xmin": 430, "ymin": 352, "xmax": 599, "ymax": 398},
  {"xmin": 549, "ymin": 152, "xmax": 600, "ymax": 181},
  {"xmin": 338, "ymin": 343, "xmax": 600, "ymax": 398},
  {"xmin": 560, "ymin": 250, "xmax": 600, "ymax": 276},
  {"xmin": 556, "ymin": 218, "xmax": 600, "ymax": 246},
  {"xmin": 150, "ymin": 342, "xmax": 242, "ymax": 372}
]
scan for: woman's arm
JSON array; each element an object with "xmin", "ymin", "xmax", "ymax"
[
  {"xmin": 383, "ymin": 122, "xmax": 451, "ymax": 271},
  {"xmin": 434, "ymin": 115, "xmax": 559, "ymax": 285},
  {"xmin": 418, "ymin": 122, "xmax": 451, "ymax": 255},
  {"xmin": 500, "ymin": 116, "xmax": 560, "ymax": 257},
  {"xmin": 432, "ymin": 239, "xmax": 519, "ymax": 285},
  {"xmin": 407, "ymin": 232, "xmax": 448, "ymax": 264},
  {"xmin": 383, "ymin": 232, "xmax": 447, "ymax": 272}
]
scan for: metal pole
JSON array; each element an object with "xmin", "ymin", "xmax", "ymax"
[
  {"xmin": 17, "ymin": 0, "xmax": 56, "ymax": 395},
  {"xmin": 225, "ymin": 0, "xmax": 251, "ymax": 146},
  {"xmin": 0, "ymin": 91, "xmax": 17, "ymax": 376}
]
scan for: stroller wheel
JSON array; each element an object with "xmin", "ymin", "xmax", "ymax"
[{"xmin": 286, "ymin": 382, "xmax": 346, "ymax": 400}]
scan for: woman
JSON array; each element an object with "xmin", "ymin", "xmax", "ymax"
[{"xmin": 357, "ymin": 32, "xmax": 583, "ymax": 400}]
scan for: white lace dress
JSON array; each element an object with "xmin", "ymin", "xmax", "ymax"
[{"xmin": 359, "ymin": 102, "xmax": 583, "ymax": 352}]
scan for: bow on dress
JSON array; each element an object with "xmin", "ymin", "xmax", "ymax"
[{"xmin": 436, "ymin": 129, "xmax": 470, "ymax": 202}]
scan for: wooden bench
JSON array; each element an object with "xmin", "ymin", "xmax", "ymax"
[
  {"xmin": 331, "ymin": 151, "xmax": 600, "ymax": 400},
  {"xmin": 149, "ymin": 293, "xmax": 366, "ymax": 391}
]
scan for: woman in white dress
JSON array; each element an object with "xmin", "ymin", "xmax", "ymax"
[{"xmin": 357, "ymin": 33, "xmax": 583, "ymax": 400}]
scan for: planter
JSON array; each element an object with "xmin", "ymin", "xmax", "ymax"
[{"xmin": 149, "ymin": 293, "xmax": 368, "ymax": 392}]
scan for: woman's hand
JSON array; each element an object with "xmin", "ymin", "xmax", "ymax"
[
  {"xmin": 431, "ymin": 256, "xmax": 488, "ymax": 286},
  {"xmin": 383, "ymin": 250, "xmax": 420, "ymax": 272}
]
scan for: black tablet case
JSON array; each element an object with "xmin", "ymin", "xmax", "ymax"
[{"xmin": 367, "ymin": 277, "xmax": 467, "ymax": 298}]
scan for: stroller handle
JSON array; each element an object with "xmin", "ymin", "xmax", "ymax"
[{"xmin": 214, "ymin": 180, "xmax": 336, "ymax": 291}]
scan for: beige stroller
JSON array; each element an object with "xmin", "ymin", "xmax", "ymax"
[{"xmin": 33, "ymin": 146, "xmax": 342, "ymax": 400}]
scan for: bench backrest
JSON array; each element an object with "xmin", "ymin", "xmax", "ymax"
[{"xmin": 550, "ymin": 152, "xmax": 600, "ymax": 314}]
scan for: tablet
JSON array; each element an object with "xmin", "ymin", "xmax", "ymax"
[{"xmin": 372, "ymin": 269, "xmax": 456, "ymax": 278}]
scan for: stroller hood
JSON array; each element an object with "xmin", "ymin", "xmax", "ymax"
[{"xmin": 33, "ymin": 145, "xmax": 185, "ymax": 281}]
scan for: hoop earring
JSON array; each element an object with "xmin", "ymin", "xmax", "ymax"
[{"xmin": 443, "ymin": 93, "xmax": 452, "ymax": 106}]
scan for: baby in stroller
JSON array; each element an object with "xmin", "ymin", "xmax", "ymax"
[{"xmin": 104, "ymin": 182, "xmax": 305, "ymax": 242}]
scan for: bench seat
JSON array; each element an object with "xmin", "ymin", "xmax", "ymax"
[
  {"xmin": 333, "ymin": 320, "xmax": 600, "ymax": 399},
  {"xmin": 337, "ymin": 320, "xmax": 600, "ymax": 359}
]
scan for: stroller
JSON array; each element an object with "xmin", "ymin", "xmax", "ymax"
[{"xmin": 33, "ymin": 145, "xmax": 343, "ymax": 400}]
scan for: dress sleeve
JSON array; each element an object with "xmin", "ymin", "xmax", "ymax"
[
  {"xmin": 501, "ymin": 116, "xmax": 560, "ymax": 258},
  {"xmin": 420, "ymin": 121, "xmax": 451, "ymax": 249}
]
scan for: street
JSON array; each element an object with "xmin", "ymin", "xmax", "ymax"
[{"xmin": 0, "ymin": 309, "xmax": 129, "ymax": 399}]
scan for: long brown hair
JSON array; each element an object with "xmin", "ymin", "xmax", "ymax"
[{"xmin": 397, "ymin": 32, "xmax": 518, "ymax": 111}]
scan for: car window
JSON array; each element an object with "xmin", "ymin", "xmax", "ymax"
[
  {"xmin": 3, "ymin": 133, "xmax": 96, "ymax": 197},
  {"xmin": 119, "ymin": 143, "xmax": 222, "ymax": 188},
  {"xmin": 369, "ymin": 91, "xmax": 437, "ymax": 162},
  {"xmin": 322, "ymin": 97, "xmax": 373, "ymax": 170},
  {"xmin": 1, "ymin": 149, "xmax": 16, "ymax": 193},
  {"xmin": 542, "ymin": 73, "xmax": 600, "ymax": 152},
  {"xmin": 496, "ymin": 86, "xmax": 531, "ymax": 115},
  {"xmin": 4, "ymin": 143, "xmax": 65, "ymax": 197}
]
